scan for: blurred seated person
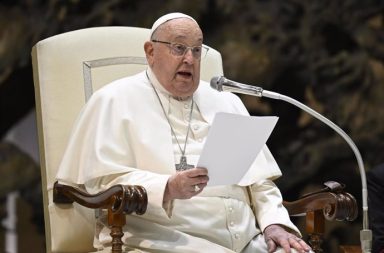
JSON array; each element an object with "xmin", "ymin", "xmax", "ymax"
[
  {"xmin": 367, "ymin": 164, "xmax": 384, "ymax": 253},
  {"xmin": 56, "ymin": 12, "xmax": 312, "ymax": 253}
]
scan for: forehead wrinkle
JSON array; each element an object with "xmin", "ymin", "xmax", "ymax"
[{"xmin": 172, "ymin": 35, "xmax": 203, "ymax": 46}]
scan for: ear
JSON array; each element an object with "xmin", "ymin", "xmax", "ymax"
[{"xmin": 144, "ymin": 41, "xmax": 154, "ymax": 66}]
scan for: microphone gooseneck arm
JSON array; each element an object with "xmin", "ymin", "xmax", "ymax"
[
  {"xmin": 262, "ymin": 91, "xmax": 371, "ymax": 243},
  {"xmin": 211, "ymin": 76, "xmax": 372, "ymax": 253}
]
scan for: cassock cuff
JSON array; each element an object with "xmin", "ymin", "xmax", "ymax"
[
  {"xmin": 162, "ymin": 200, "xmax": 174, "ymax": 218},
  {"xmin": 258, "ymin": 211, "xmax": 301, "ymax": 237},
  {"xmin": 84, "ymin": 171, "xmax": 173, "ymax": 219}
]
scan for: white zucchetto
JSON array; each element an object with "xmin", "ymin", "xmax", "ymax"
[{"xmin": 150, "ymin": 12, "xmax": 198, "ymax": 39}]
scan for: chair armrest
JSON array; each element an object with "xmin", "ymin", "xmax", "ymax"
[
  {"xmin": 53, "ymin": 181, "xmax": 147, "ymax": 253},
  {"xmin": 53, "ymin": 181, "xmax": 147, "ymax": 215},
  {"xmin": 283, "ymin": 181, "xmax": 358, "ymax": 222},
  {"xmin": 283, "ymin": 181, "xmax": 358, "ymax": 252}
]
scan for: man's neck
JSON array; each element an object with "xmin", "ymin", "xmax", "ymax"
[
  {"xmin": 173, "ymin": 95, "xmax": 191, "ymax": 101},
  {"xmin": 147, "ymin": 68, "xmax": 192, "ymax": 101}
]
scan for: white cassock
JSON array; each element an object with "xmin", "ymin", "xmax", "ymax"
[{"xmin": 57, "ymin": 68, "xmax": 300, "ymax": 253}]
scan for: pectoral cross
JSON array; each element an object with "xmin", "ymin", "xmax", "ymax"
[{"xmin": 175, "ymin": 156, "xmax": 194, "ymax": 171}]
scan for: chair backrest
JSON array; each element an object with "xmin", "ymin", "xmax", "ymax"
[{"xmin": 32, "ymin": 26, "xmax": 223, "ymax": 253}]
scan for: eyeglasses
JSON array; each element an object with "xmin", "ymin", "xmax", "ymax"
[{"xmin": 151, "ymin": 40, "xmax": 209, "ymax": 59}]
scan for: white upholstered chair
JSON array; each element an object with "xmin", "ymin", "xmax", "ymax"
[
  {"xmin": 31, "ymin": 26, "xmax": 223, "ymax": 253},
  {"xmin": 32, "ymin": 26, "xmax": 358, "ymax": 253}
]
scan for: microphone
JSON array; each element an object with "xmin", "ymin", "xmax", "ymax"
[
  {"xmin": 210, "ymin": 76, "xmax": 263, "ymax": 96},
  {"xmin": 210, "ymin": 75, "xmax": 372, "ymax": 253}
]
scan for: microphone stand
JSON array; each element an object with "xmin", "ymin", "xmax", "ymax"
[{"xmin": 243, "ymin": 89, "xmax": 371, "ymax": 252}]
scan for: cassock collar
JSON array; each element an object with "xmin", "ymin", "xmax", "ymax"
[
  {"xmin": 146, "ymin": 67, "xmax": 170, "ymax": 96},
  {"xmin": 145, "ymin": 67, "xmax": 216, "ymax": 124},
  {"xmin": 146, "ymin": 68, "xmax": 194, "ymax": 114}
]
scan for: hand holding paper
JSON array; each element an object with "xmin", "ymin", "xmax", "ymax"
[{"xmin": 197, "ymin": 112, "xmax": 278, "ymax": 186}]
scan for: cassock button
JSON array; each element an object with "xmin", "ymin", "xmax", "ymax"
[
  {"xmin": 228, "ymin": 207, "xmax": 234, "ymax": 212},
  {"xmin": 235, "ymin": 233, "xmax": 240, "ymax": 239},
  {"xmin": 184, "ymin": 104, "xmax": 189, "ymax": 109}
]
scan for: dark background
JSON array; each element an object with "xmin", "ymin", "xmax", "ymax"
[{"xmin": 1, "ymin": 0, "xmax": 384, "ymax": 252}]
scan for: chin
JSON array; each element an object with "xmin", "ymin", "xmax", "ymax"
[
  {"xmin": 173, "ymin": 84, "xmax": 197, "ymax": 96},
  {"xmin": 182, "ymin": 86, "xmax": 199, "ymax": 97}
]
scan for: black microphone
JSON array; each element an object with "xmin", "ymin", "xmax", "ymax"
[
  {"xmin": 210, "ymin": 75, "xmax": 372, "ymax": 252},
  {"xmin": 210, "ymin": 76, "xmax": 263, "ymax": 96}
]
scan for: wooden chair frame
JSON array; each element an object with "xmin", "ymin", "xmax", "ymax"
[
  {"xmin": 283, "ymin": 181, "xmax": 358, "ymax": 252},
  {"xmin": 32, "ymin": 26, "xmax": 359, "ymax": 253},
  {"xmin": 53, "ymin": 180, "xmax": 358, "ymax": 253}
]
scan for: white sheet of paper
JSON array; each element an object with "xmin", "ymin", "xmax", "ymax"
[{"xmin": 197, "ymin": 112, "xmax": 278, "ymax": 186}]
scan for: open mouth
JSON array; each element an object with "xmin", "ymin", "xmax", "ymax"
[{"xmin": 177, "ymin": 71, "xmax": 192, "ymax": 78}]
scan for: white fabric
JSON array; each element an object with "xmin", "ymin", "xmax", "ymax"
[
  {"xmin": 56, "ymin": 69, "xmax": 299, "ymax": 252},
  {"xmin": 147, "ymin": 67, "xmax": 210, "ymax": 167},
  {"xmin": 32, "ymin": 25, "xmax": 224, "ymax": 252},
  {"xmin": 57, "ymin": 70, "xmax": 282, "ymax": 186},
  {"xmin": 150, "ymin": 13, "xmax": 198, "ymax": 39}
]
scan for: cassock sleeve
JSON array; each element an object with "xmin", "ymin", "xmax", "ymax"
[
  {"xmin": 56, "ymin": 87, "xmax": 172, "ymax": 218},
  {"xmin": 85, "ymin": 171, "xmax": 173, "ymax": 218},
  {"xmin": 250, "ymin": 179, "xmax": 301, "ymax": 236}
]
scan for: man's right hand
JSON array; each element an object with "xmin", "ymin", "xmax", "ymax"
[{"xmin": 164, "ymin": 167, "xmax": 209, "ymax": 201}]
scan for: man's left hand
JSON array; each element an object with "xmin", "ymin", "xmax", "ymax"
[{"xmin": 264, "ymin": 224, "xmax": 312, "ymax": 253}]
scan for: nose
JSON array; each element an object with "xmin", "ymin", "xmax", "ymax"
[{"xmin": 183, "ymin": 48, "xmax": 195, "ymax": 64}]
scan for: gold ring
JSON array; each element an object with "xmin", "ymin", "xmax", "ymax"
[{"xmin": 194, "ymin": 185, "xmax": 200, "ymax": 192}]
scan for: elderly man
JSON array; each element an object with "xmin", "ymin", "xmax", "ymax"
[{"xmin": 57, "ymin": 13, "xmax": 312, "ymax": 253}]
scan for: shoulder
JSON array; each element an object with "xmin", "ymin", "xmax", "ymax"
[
  {"xmin": 87, "ymin": 71, "xmax": 152, "ymax": 107},
  {"xmin": 80, "ymin": 71, "xmax": 152, "ymax": 114},
  {"xmin": 198, "ymin": 80, "xmax": 241, "ymax": 100},
  {"xmin": 197, "ymin": 80, "xmax": 248, "ymax": 114},
  {"xmin": 92, "ymin": 71, "xmax": 149, "ymax": 99}
]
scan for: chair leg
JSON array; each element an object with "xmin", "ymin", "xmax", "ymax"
[
  {"xmin": 306, "ymin": 210, "xmax": 325, "ymax": 253},
  {"xmin": 108, "ymin": 211, "xmax": 126, "ymax": 253},
  {"xmin": 110, "ymin": 225, "xmax": 124, "ymax": 253},
  {"xmin": 308, "ymin": 233, "xmax": 324, "ymax": 253},
  {"xmin": 339, "ymin": 246, "xmax": 362, "ymax": 253}
]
